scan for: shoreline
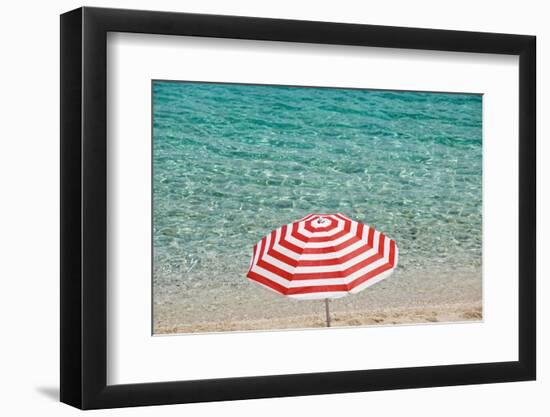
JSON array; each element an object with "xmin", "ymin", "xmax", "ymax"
[
  {"xmin": 154, "ymin": 301, "xmax": 482, "ymax": 335},
  {"xmin": 153, "ymin": 265, "xmax": 482, "ymax": 335}
]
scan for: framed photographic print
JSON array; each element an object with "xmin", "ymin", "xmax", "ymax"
[{"xmin": 60, "ymin": 7, "xmax": 536, "ymax": 409}]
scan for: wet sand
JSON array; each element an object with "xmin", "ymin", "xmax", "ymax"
[{"xmin": 153, "ymin": 266, "xmax": 482, "ymax": 335}]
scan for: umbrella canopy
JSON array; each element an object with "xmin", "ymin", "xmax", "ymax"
[{"xmin": 246, "ymin": 213, "xmax": 398, "ymax": 301}]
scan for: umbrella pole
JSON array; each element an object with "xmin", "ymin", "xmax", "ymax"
[{"xmin": 325, "ymin": 298, "xmax": 331, "ymax": 327}]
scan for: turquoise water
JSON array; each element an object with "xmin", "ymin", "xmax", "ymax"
[{"xmin": 152, "ymin": 81, "xmax": 482, "ymax": 321}]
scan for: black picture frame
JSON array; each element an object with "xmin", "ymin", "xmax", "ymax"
[{"xmin": 60, "ymin": 6, "xmax": 536, "ymax": 410}]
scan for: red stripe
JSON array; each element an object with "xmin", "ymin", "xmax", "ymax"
[
  {"xmin": 254, "ymin": 234, "xmax": 296, "ymax": 280},
  {"xmin": 286, "ymin": 283, "xmax": 348, "ymax": 294},
  {"xmin": 293, "ymin": 240, "xmax": 374, "ymax": 267},
  {"xmin": 249, "ymin": 240, "xmax": 396, "ymax": 296},
  {"xmin": 265, "ymin": 229, "xmax": 299, "ymax": 267},
  {"xmin": 266, "ymin": 246, "xmax": 298, "ymax": 268},
  {"xmin": 367, "ymin": 226, "xmax": 375, "ymax": 247},
  {"xmin": 388, "ymin": 238, "xmax": 396, "ymax": 266},
  {"xmin": 267, "ymin": 224, "xmax": 375, "ymax": 267},
  {"xmin": 267, "ymin": 229, "xmax": 277, "ymax": 253},
  {"xmin": 290, "ymin": 222, "xmax": 309, "ymax": 242},
  {"xmin": 257, "ymin": 234, "xmax": 390, "ymax": 281},
  {"xmin": 303, "ymin": 217, "xmax": 337, "ymax": 233},
  {"xmin": 246, "ymin": 270, "xmax": 287, "ymax": 295},
  {"xmin": 257, "ymin": 236, "xmax": 267, "ymax": 260},
  {"xmin": 307, "ymin": 220, "xmax": 351, "ymax": 243},
  {"xmin": 348, "ymin": 240, "xmax": 396, "ymax": 289},
  {"xmin": 277, "ymin": 225, "xmax": 305, "ymax": 255},
  {"xmin": 251, "ymin": 236, "xmax": 284, "ymax": 278},
  {"xmin": 274, "ymin": 223, "xmax": 366, "ymax": 257},
  {"xmin": 249, "ymin": 268, "xmax": 350, "ymax": 295},
  {"xmin": 256, "ymin": 256, "xmax": 294, "ymax": 281},
  {"xmin": 313, "ymin": 223, "xmax": 338, "ymax": 233},
  {"xmin": 265, "ymin": 225, "xmax": 370, "ymax": 267},
  {"xmin": 291, "ymin": 233, "xmax": 386, "ymax": 280},
  {"xmin": 301, "ymin": 223, "xmax": 364, "ymax": 254},
  {"xmin": 291, "ymin": 219, "xmax": 354, "ymax": 243},
  {"xmin": 248, "ymin": 244, "xmax": 258, "ymax": 272},
  {"xmin": 281, "ymin": 242, "xmax": 396, "ymax": 295}
]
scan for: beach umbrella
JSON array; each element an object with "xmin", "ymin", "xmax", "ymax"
[{"xmin": 246, "ymin": 213, "xmax": 398, "ymax": 327}]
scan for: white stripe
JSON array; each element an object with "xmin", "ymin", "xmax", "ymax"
[
  {"xmin": 349, "ymin": 267, "xmax": 395, "ymax": 294},
  {"xmin": 261, "ymin": 250, "xmax": 297, "ymax": 274},
  {"xmin": 251, "ymin": 240, "xmax": 262, "ymax": 268},
  {"xmin": 249, "ymin": 252, "xmax": 397, "ymax": 297},
  {"xmin": 284, "ymin": 266, "xmax": 396, "ymax": 299},
  {"xmin": 250, "ymin": 242, "xmax": 397, "ymax": 298},
  {"xmin": 300, "ymin": 216, "xmax": 330, "ymax": 230},
  {"xmin": 284, "ymin": 224, "xmax": 305, "ymax": 248},
  {"xmin": 303, "ymin": 222, "xmax": 359, "ymax": 248},
  {"xmin": 279, "ymin": 267, "xmax": 395, "ymax": 299},
  {"xmin": 250, "ymin": 264, "xmax": 290, "ymax": 287},
  {"xmin": 256, "ymin": 235, "xmax": 393, "ymax": 287},
  {"xmin": 287, "ymin": 235, "xmax": 391, "ymax": 286},
  {"xmin": 271, "ymin": 225, "xmax": 369, "ymax": 261},
  {"xmin": 292, "ymin": 231, "xmax": 380, "ymax": 273},
  {"xmin": 271, "ymin": 227, "xmax": 301, "ymax": 259},
  {"xmin": 306, "ymin": 219, "xmax": 346, "ymax": 237},
  {"xmin": 285, "ymin": 221, "xmax": 359, "ymax": 249},
  {"xmin": 297, "ymin": 221, "xmax": 313, "ymax": 237},
  {"xmin": 299, "ymin": 226, "xmax": 369, "ymax": 259},
  {"xmin": 287, "ymin": 291, "xmax": 349, "ymax": 300},
  {"xmin": 300, "ymin": 218, "xmax": 346, "ymax": 237},
  {"xmin": 248, "ymin": 277, "xmax": 286, "ymax": 296},
  {"xmin": 308, "ymin": 216, "xmax": 327, "ymax": 229},
  {"xmin": 265, "ymin": 230, "xmax": 378, "ymax": 275}
]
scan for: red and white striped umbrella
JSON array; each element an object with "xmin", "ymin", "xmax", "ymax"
[{"xmin": 246, "ymin": 213, "xmax": 398, "ymax": 325}]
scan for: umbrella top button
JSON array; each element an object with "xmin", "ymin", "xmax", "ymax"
[{"xmin": 315, "ymin": 216, "xmax": 328, "ymax": 225}]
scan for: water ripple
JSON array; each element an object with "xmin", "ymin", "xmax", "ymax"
[{"xmin": 152, "ymin": 82, "xmax": 482, "ymax": 295}]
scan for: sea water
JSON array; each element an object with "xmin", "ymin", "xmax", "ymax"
[{"xmin": 152, "ymin": 81, "xmax": 482, "ymax": 329}]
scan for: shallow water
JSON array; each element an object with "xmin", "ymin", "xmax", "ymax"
[{"xmin": 152, "ymin": 81, "xmax": 482, "ymax": 329}]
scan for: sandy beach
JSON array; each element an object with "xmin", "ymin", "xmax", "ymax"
[
  {"xmin": 153, "ymin": 266, "xmax": 482, "ymax": 334},
  {"xmin": 154, "ymin": 302, "xmax": 482, "ymax": 334}
]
